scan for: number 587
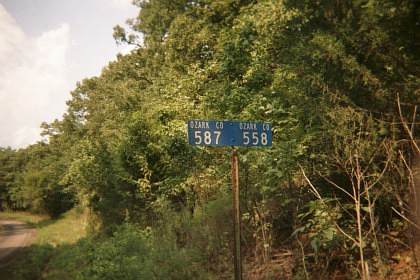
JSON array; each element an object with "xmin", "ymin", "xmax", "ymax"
[{"xmin": 194, "ymin": 130, "xmax": 221, "ymax": 145}]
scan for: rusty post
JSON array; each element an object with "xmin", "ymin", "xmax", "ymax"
[{"xmin": 231, "ymin": 148, "xmax": 242, "ymax": 280}]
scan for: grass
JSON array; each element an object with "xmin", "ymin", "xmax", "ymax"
[
  {"xmin": 0, "ymin": 208, "xmax": 88, "ymax": 280},
  {"xmin": 34, "ymin": 209, "xmax": 87, "ymax": 246},
  {"xmin": 0, "ymin": 211, "xmax": 48, "ymax": 225},
  {"xmin": 0, "ymin": 208, "xmax": 87, "ymax": 246},
  {"xmin": 0, "ymin": 207, "xmax": 222, "ymax": 279}
]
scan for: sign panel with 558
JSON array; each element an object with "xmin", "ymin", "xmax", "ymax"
[{"xmin": 187, "ymin": 120, "xmax": 272, "ymax": 147}]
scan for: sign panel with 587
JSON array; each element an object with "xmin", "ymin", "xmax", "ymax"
[{"xmin": 187, "ymin": 120, "xmax": 272, "ymax": 147}]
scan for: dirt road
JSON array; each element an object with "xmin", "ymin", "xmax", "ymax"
[{"xmin": 0, "ymin": 220, "xmax": 36, "ymax": 267}]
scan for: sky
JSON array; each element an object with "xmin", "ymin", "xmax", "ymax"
[{"xmin": 0, "ymin": 0, "xmax": 139, "ymax": 148}]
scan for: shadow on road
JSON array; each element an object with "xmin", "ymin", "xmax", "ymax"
[{"xmin": 0, "ymin": 223, "xmax": 34, "ymax": 237}]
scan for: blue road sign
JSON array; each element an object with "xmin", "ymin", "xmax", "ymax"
[{"xmin": 187, "ymin": 120, "xmax": 272, "ymax": 147}]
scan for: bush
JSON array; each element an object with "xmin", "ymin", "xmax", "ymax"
[
  {"xmin": 8, "ymin": 244, "xmax": 54, "ymax": 280},
  {"xmin": 76, "ymin": 224, "xmax": 211, "ymax": 280}
]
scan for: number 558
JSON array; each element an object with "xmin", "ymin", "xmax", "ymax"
[{"xmin": 242, "ymin": 132, "xmax": 268, "ymax": 145}]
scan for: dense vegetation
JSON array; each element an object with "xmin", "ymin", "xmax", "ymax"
[{"xmin": 1, "ymin": 0, "xmax": 419, "ymax": 279}]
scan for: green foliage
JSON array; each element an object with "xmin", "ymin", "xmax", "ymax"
[
  {"xmin": 0, "ymin": 147, "xmax": 20, "ymax": 210},
  {"xmin": 9, "ymin": 244, "xmax": 54, "ymax": 280},
  {"xmin": 1, "ymin": 0, "xmax": 419, "ymax": 278},
  {"xmin": 296, "ymin": 199, "xmax": 342, "ymax": 254},
  {"xmin": 4, "ymin": 221, "xmax": 213, "ymax": 280},
  {"xmin": 77, "ymin": 224, "xmax": 210, "ymax": 280},
  {"xmin": 0, "ymin": 142, "xmax": 75, "ymax": 217}
]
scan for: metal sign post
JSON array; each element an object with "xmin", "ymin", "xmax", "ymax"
[
  {"xmin": 231, "ymin": 148, "xmax": 242, "ymax": 280},
  {"xmin": 187, "ymin": 120, "xmax": 272, "ymax": 280}
]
